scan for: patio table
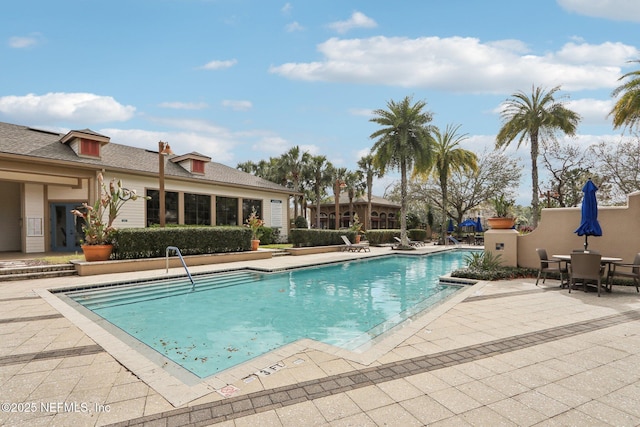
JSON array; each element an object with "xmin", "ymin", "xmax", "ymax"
[{"xmin": 553, "ymin": 254, "xmax": 622, "ymax": 292}]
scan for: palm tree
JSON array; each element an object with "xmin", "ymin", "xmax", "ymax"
[
  {"xmin": 306, "ymin": 155, "xmax": 333, "ymax": 228},
  {"xmin": 610, "ymin": 60, "xmax": 640, "ymax": 132},
  {"xmin": 331, "ymin": 167, "xmax": 348, "ymax": 229},
  {"xmin": 357, "ymin": 154, "xmax": 382, "ymax": 230},
  {"xmin": 427, "ymin": 124, "xmax": 478, "ymax": 244},
  {"xmin": 496, "ymin": 85, "xmax": 580, "ymax": 227},
  {"xmin": 343, "ymin": 170, "xmax": 365, "ymax": 227},
  {"xmin": 278, "ymin": 146, "xmax": 310, "ymax": 219},
  {"xmin": 370, "ymin": 96, "xmax": 435, "ymax": 246}
]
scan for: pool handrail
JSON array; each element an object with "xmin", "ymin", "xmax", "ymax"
[{"xmin": 165, "ymin": 246, "xmax": 195, "ymax": 288}]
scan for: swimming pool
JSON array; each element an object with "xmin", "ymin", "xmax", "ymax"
[{"xmin": 60, "ymin": 251, "xmax": 473, "ymax": 378}]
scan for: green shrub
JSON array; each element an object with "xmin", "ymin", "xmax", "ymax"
[
  {"xmin": 289, "ymin": 229, "xmax": 357, "ymax": 247},
  {"xmin": 111, "ymin": 226, "xmax": 251, "ymax": 259},
  {"xmin": 294, "ymin": 216, "xmax": 308, "ymax": 229}
]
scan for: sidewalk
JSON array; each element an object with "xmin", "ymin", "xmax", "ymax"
[{"xmin": 1, "ymin": 247, "xmax": 640, "ymax": 426}]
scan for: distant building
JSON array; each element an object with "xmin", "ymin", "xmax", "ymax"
[
  {"xmin": 308, "ymin": 194, "xmax": 401, "ymax": 230},
  {"xmin": 0, "ymin": 121, "xmax": 293, "ymax": 254}
]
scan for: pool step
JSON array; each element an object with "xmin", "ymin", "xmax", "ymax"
[{"xmin": 69, "ymin": 271, "xmax": 261, "ymax": 309}]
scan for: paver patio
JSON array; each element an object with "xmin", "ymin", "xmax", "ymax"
[{"xmin": 1, "ymin": 246, "xmax": 640, "ymax": 426}]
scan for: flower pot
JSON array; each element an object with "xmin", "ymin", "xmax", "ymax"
[
  {"xmin": 354, "ymin": 234, "xmax": 361, "ymax": 244},
  {"xmin": 486, "ymin": 217, "xmax": 516, "ymax": 229},
  {"xmin": 81, "ymin": 244, "xmax": 113, "ymax": 262},
  {"xmin": 251, "ymin": 239, "xmax": 260, "ymax": 251}
]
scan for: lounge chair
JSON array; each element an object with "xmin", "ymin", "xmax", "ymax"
[
  {"xmin": 569, "ymin": 252, "xmax": 605, "ymax": 297},
  {"xmin": 535, "ymin": 248, "xmax": 568, "ymax": 287},
  {"xmin": 341, "ymin": 235, "xmax": 370, "ymax": 252},
  {"xmin": 607, "ymin": 252, "xmax": 640, "ymax": 293},
  {"xmin": 394, "ymin": 236, "xmax": 424, "ymax": 247}
]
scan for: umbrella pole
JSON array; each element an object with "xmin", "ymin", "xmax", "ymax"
[{"xmin": 584, "ymin": 235, "xmax": 588, "ymax": 251}]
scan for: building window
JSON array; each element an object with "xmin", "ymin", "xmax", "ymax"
[
  {"xmin": 185, "ymin": 193, "xmax": 211, "ymax": 225},
  {"xmin": 192, "ymin": 159, "xmax": 205, "ymax": 174},
  {"xmin": 80, "ymin": 139, "xmax": 100, "ymax": 157},
  {"xmin": 242, "ymin": 199, "xmax": 262, "ymax": 223},
  {"xmin": 216, "ymin": 197, "xmax": 238, "ymax": 226},
  {"xmin": 146, "ymin": 189, "xmax": 179, "ymax": 226}
]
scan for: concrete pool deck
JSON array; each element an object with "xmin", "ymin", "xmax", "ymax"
[{"xmin": 2, "ymin": 245, "xmax": 640, "ymax": 426}]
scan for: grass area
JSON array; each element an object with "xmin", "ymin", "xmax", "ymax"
[
  {"xmin": 261, "ymin": 243, "xmax": 293, "ymax": 249},
  {"xmin": 42, "ymin": 254, "xmax": 85, "ymax": 264}
]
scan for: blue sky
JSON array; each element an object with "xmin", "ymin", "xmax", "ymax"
[{"xmin": 2, "ymin": 0, "xmax": 640, "ymax": 204}]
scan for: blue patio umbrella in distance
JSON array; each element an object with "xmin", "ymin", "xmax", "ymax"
[
  {"xmin": 475, "ymin": 217, "xmax": 483, "ymax": 232},
  {"xmin": 447, "ymin": 218, "xmax": 454, "ymax": 233},
  {"xmin": 460, "ymin": 218, "xmax": 476, "ymax": 227},
  {"xmin": 574, "ymin": 178, "xmax": 602, "ymax": 251}
]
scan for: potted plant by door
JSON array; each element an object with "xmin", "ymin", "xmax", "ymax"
[
  {"xmin": 71, "ymin": 173, "xmax": 148, "ymax": 261},
  {"xmin": 245, "ymin": 208, "xmax": 264, "ymax": 251},
  {"xmin": 487, "ymin": 194, "xmax": 516, "ymax": 229}
]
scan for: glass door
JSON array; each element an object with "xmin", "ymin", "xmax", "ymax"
[{"xmin": 50, "ymin": 203, "xmax": 85, "ymax": 252}]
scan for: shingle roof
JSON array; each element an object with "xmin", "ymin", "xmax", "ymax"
[{"xmin": 0, "ymin": 121, "xmax": 292, "ymax": 194}]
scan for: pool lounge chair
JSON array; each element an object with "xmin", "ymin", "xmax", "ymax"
[
  {"xmin": 394, "ymin": 236, "xmax": 425, "ymax": 247},
  {"xmin": 341, "ymin": 235, "xmax": 370, "ymax": 252}
]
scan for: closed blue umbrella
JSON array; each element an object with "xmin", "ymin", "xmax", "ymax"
[
  {"xmin": 574, "ymin": 179, "xmax": 602, "ymax": 251},
  {"xmin": 447, "ymin": 218, "xmax": 454, "ymax": 233},
  {"xmin": 475, "ymin": 217, "xmax": 483, "ymax": 232}
]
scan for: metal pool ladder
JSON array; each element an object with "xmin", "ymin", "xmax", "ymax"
[{"xmin": 165, "ymin": 246, "xmax": 195, "ymax": 289}]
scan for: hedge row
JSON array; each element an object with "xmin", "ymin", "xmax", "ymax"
[
  {"xmin": 289, "ymin": 229, "xmax": 358, "ymax": 247},
  {"xmin": 111, "ymin": 226, "xmax": 252, "ymax": 259},
  {"xmin": 364, "ymin": 229, "xmax": 428, "ymax": 245}
]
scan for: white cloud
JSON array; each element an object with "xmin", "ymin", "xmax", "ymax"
[
  {"xmin": 285, "ymin": 21, "xmax": 304, "ymax": 32},
  {"xmin": 281, "ymin": 3, "xmax": 292, "ymax": 15},
  {"xmin": 8, "ymin": 34, "xmax": 42, "ymax": 48},
  {"xmin": 566, "ymin": 98, "xmax": 614, "ymax": 125},
  {"xmin": 158, "ymin": 101, "xmax": 208, "ymax": 110},
  {"xmin": 557, "ymin": 0, "xmax": 640, "ymax": 22},
  {"xmin": 222, "ymin": 100, "xmax": 253, "ymax": 111},
  {"xmin": 251, "ymin": 136, "xmax": 289, "ymax": 154},
  {"xmin": 348, "ymin": 108, "xmax": 373, "ymax": 117},
  {"xmin": 199, "ymin": 59, "xmax": 237, "ymax": 70},
  {"xmin": 0, "ymin": 92, "xmax": 135, "ymax": 124},
  {"xmin": 327, "ymin": 11, "xmax": 377, "ymax": 34},
  {"xmin": 270, "ymin": 36, "xmax": 639, "ymax": 94}
]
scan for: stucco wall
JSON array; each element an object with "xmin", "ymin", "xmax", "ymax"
[{"xmin": 517, "ymin": 191, "xmax": 640, "ymax": 268}]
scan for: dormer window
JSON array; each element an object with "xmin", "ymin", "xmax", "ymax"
[
  {"xmin": 192, "ymin": 159, "xmax": 205, "ymax": 174},
  {"xmin": 81, "ymin": 138, "xmax": 101, "ymax": 157},
  {"xmin": 60, "ymin": 129, "xmax": 110, "ymax": 159},
  {"xmin": 171, "ymin": 152, "xmax": 211, "ymax": 175}
]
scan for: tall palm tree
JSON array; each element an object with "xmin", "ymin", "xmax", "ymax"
[
  {"xmin": 331, "ymin": 167, "xmax": 348, "ymax": 229},
  {"xmin": 370, "ymin": 96, "xmax": 435, "ymax": 246},
  {"xmin": 278, "ymin": 146, "xmax": 310, "ymax": 219},
  {"xmin": 427, "ymin": 124, "xmax": 478, "ymax": 244},
  {"xmin": 357, "ymin": 154, "xmax": 382, "ymax": 230},
  {"xmin": 306, "ymin": 155, "xmax": 333, "ymax": 228},
  {"xmin": 343, "ymin": 170, "xmax": 365, "ymax": 226},
  {"xmin": 496, "ymin": 85, "xmax": 580, "ymax": 227},
  {"xmin": 610, "ymin": 60, "xmax": 640, "ymax": 132}
]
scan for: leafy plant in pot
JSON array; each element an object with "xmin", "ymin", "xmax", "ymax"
[
  {"xmin": 349, "ymin": 213, "xmax": 364, "ymax": 243},
  {"xmin": 245, "ymin": 207, "xmax": 265, "ymax": 251},
  {"xmin": 71, "ymin": 173, "xmax": 148, "ymax": 261},
  {"xmin": 487, "ymin": 194, "xmax": 516, "ymax": 229}
]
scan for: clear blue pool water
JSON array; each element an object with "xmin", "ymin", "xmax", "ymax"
[{"xmin": 65, "ymin": 251, "xmax": 473, "ymax": 378}]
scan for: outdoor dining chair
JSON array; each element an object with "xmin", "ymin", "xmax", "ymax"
[
  {"xmin": 535, "ymin": 248, "xmax": 568, "ymax": 287},
  {"xmin": 569, "ymin": 252, "xmax": 605, "ymax": 297},
  {"xmin": 607, "ymin": 252, "xmax": 640, "ymax": 293}
]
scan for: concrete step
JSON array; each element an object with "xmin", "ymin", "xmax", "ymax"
[{"xmin": 0, "ymin": 264, "xmax": 77, "ymax": 282}]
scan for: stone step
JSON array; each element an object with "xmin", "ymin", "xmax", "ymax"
[{"xmin": 0, "ymin": 264, "xmax": 77, "ymax": 282}]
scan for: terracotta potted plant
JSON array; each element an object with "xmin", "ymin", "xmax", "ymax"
[
  {"xmin": 487, "ymin": 194, "xmax": 516, "ymax": 229},
  {"xmin": 245, "ymin": 208, "xmax": 264, "ymax": 251},
  {"xmin": 350, "ymin": 213, "xmax": 364, "ymax": 243},
  {"xmin": 71, "ymin": 173, "xmax": 148, "ymax": 261}
]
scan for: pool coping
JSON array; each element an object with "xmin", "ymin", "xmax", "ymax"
[{"xmin": 37, "ymin": 250, "xmax": 483, "ymax": 407}]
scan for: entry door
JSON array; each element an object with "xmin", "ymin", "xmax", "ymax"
[{"xmin": 50, "ymin": 203, "xmax": 85, "ymax": 252}]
